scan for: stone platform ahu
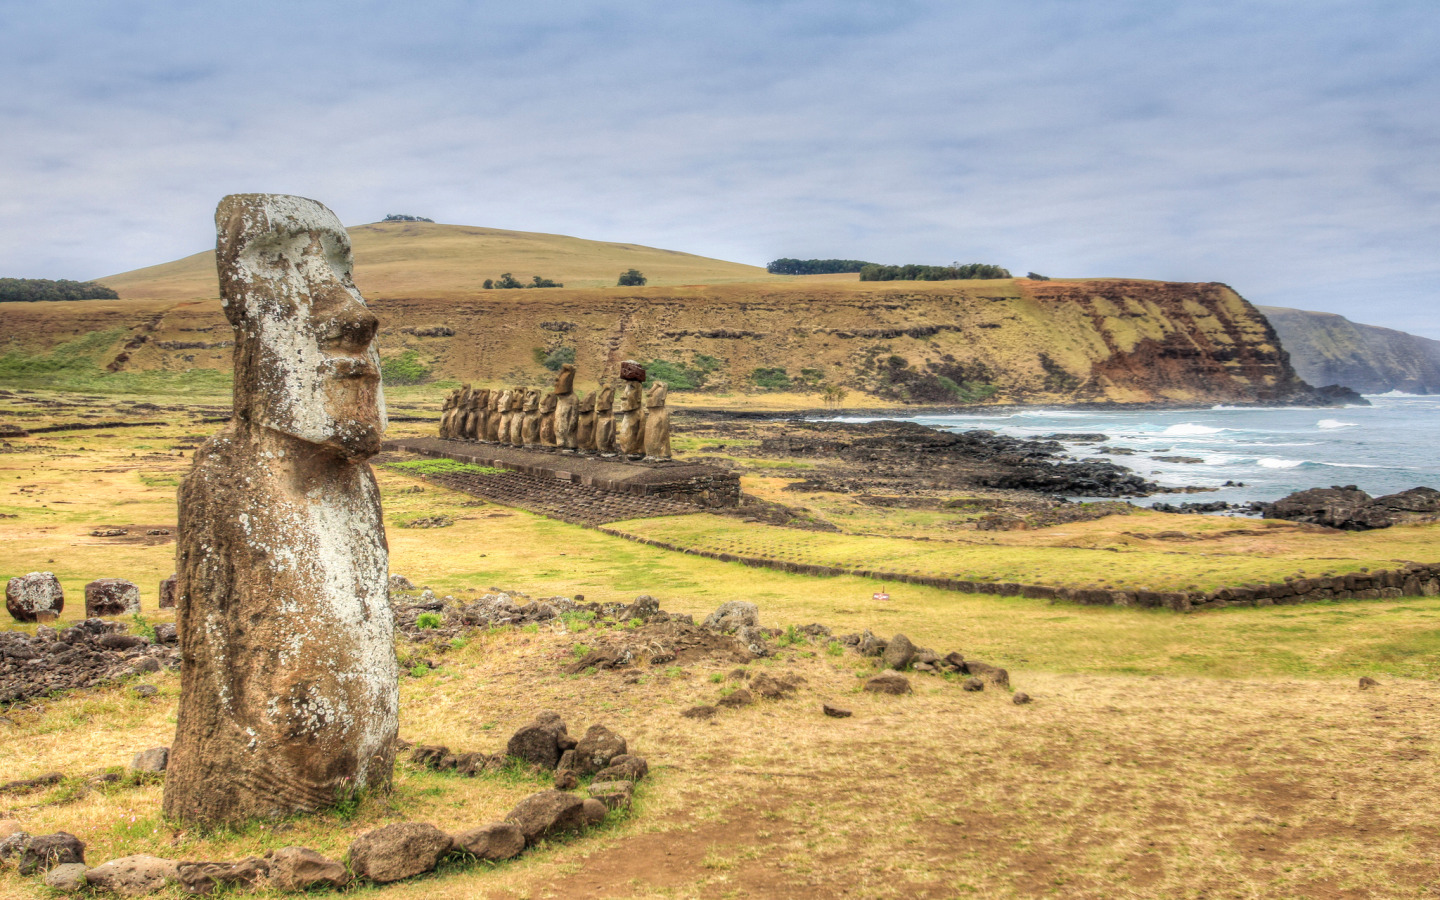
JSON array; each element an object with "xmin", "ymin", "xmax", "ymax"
[{"xmin": 164, "ymin": 194, "xmax": 399, "ymax": 825}]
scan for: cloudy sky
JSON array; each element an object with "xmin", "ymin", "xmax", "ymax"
[{"xmin": 3, "ymin": 1, "xmax": 1437, "ymax": 334}]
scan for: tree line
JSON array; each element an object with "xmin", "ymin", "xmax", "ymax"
[
  {"xmin": 0, "ymin": 278, "xmax": 120, "ymax": 303},
  {"xmin": 859, "ymin": 263, "xmax": 1011, "ymax": 282},
  {"xmin": 766, "ymin": 258, "xmax": 874, "ymax": 275}
]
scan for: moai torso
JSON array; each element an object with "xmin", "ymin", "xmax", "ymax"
[
  {"xmin": 470, "ymin": 388, "xmax": 490, "ymax": 441},
  {"xmin": 644, "ymin": 381, "xmax": 672, "ymax": 460},
  {"xmin": 554, "ymin": 364, "xmax": 579, "ymax": 451},
  {"xmin": 521, "ymin": 388, "xmax": 541, "ymax": 447},
  {"xmin": 485, "ymin": 390, "xmax": 502, "ymax": 441},
  {"xmin": 616, "ymin": 381, "xmax": 646, "ymax": 457},
  {"xmin": 594, "ymin": 385, "xmax": 617, "ymax": 456},
  {"xmin": 539, "ymin": 391, "xmax": 558, "ymax": 447},
  {"xmin": 576, "ymin": 392, "xmax": 596, "ymax": 452}
]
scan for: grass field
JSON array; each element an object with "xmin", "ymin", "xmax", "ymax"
[{"xmin": 4, "ymin": 395, "xmax": 1440, "ymax": 897}]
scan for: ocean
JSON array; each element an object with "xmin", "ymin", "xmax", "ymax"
[{"xmin": 838, "ymin": 393, "xmax": 1440, "ymax": 506}]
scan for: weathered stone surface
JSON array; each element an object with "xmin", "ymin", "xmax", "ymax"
[
  {"xmin": 573, "ymin": 724, "xmax": 628, "ymax": 775},
  {"xmin": 554, "ymin": 364, "xmax": 579, "ymax": 450},
  {"xmin": 1012, "ymin": 692, "xmax": 1033, "ymax": 705},
  {"xmin": 84, "ymin": 578, "xmax": 141, "ymax": 618},
  {"xmin": 594, "ymin": 385, "xmax": 617, "ymax": 456},
  {"xmin": 717, "ymin": 687, "xmax": 754, "ymax": 708},
  {"xmin": 554, "ymin": 768, "xmax": 579, "ymax": 790},
  {"xmin": 963, "ymin": 677, "xmax": 985, "ymax": 691},
  {"xmin": 348, "ymin": 822, "xmax": 452, "ymax": 884},
  {"xmin": 864, "ymin": 673, "xmax": 912, "ymax": 695},
  {"xmin": 262, "ymin": 846, "xmax": 349, "ymax": 891},
  {"xmin": 823, "ymin": 704, "xmax": 853, "ymax": 718},
  {"xmin": 749, "ymin": 673, "xmax": 794, "ymax": 699},
  {"xmin": 157, "ymin": 574, "xmax": 177, "ymax": 610},
  {"xmin": 521, "ymin": 388, "xmax": 542, "ymax": 447},
  {"xmin": 588, "ymin": 780, "xmax": 634, "ymax": 810},
  {"xmin": 882, "ymin": 633, "xmax": 916, "ymax": 670},
  {"xmin": 702, "ymin": 601, "xmax": 759, "ymax": 633},
  {"xmin": 84, "ymin": 854, "xmax": 176, "ymax": 895},
  {"xmin": 681, "ymin": 705, "xmax": 717, "ymax": 719},
  {"xmin": 964, "ymin": 660, "xmax": 1010, "ymax": 688},
  {"xmin": 7, "ymin": 572, "xmax": 63, "ymax": 622},
  {"xmin": 131, "ymin": 747, "xmax": 168, "ymax": 773},
  {"xmin": 1359, "ymin": 676, "xmax": 1380, "ymax": 690},
  {"xmin": 1261, "ymin": 485, "xmax": 1440, "ymax": 530},
  {"xmin": 593, "ymin": 754, "xmax": 649, "ymax": 782},
  {"xmin": 508, "ymin": 722, "xmax": 563, "ymax": 769},
  {"xmin": 856, "ymin": 630, "xmax": 886, "ymax": 657},
  {"xmin": 576, "ymin": 392, "xmax": 597, "ymax": 451},
  {"xmin": 643, "ymin": 381, "xmax": 671, "ymax": 460},
  {"xmin": 452, "ymin": 823, "xmax": 525, "ymax": 861},
  {"xmin": 16, "ymin": 832, "xmax": 85, "ymax": 876},
  {"xmin": 163, "ymin": 195, "xmax": 399, "ymax": 826},
  {"xmin": 538, "ymin": 390, "xmax": 558, "ymax": 447},
  {"xmin": 616, "ymin": 381, "xmax": 646, "ymax": 457},
  {"xmin": 45, "ymin": 862, "xmax": 89, "ymax": 891},
  {"xmin": 505, "ymin": 790, "xmax": 587, "ymax": 845},
  {"xmin": 734, "ymin": 624, "xmax": 771, "ymax": 657},
  {"xmin": 579, "ymin": 797, "xmax": 609, "ymax": 826},
  {"xmin": 176, "ymin": 857, "xmax": 269, "ymax": 894},
  {"xmin": 620, "ymin": 360, "xmax": 646, "ymax": 382}
]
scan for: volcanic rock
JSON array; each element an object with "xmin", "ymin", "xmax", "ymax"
[
  {"xmin": 6, "ymin": 572, "xmax": 63, "ymax": 622},
  {"xmin": 84, "ymin": 579, "xmax": 141, "ymax": 618},
  {"xmin": 348, "ymin": 822, "xmax": 452, "ymax": 883},
  {"xmin": 505, "ymin": 790, "xmax": 587, "ymax": 845}
]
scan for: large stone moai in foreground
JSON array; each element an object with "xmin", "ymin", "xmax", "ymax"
[
  {"xmin": 164, "ymin": 194, "xmax": 399, "ymax": 826},
  {"xmin": 554, "ymin": 364, "xmax": 579, "ymax": 451},
  {"xmin": 643, "ymin": 381, "xmax": 672, "ymax": 460},
  {"xmin": 538, "ymin": 391, "xmax": 558, "ymax": 447},
  {"xmin": 469, "ymin": 388, "xmax": 490, "ymax": 441},
  {"xmin": 616, "ymin": 363, "xmax": 646, "ymax": 459}
]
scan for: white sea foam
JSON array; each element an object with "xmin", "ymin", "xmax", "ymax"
[
  {"xmin": 1257, "ymin": 457, "xmax": 1305, "ymax": 469},
  {"xmin": 1162, "ymin": 423, "xmax": 1224, "ymax": 436},
  {"xmin": 1317, "ymin": 419, "xmax": 1357, "ymax": 429}
]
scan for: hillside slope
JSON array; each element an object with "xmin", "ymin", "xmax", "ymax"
[
  {"xmin": 1260, "ymin": 306, "xmax": 1440, "ymax": 395},
  {"xmin": 97, "ymin": 221, "xmax": 781, "ymax": 299},
  {"xmin": 1, "ymin": 278, "xmax": 1323, "ymax": 406}
]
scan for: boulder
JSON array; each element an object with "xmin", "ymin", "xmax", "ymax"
[
  {"xmin": 176, "ymin": 857, "xmax": 269, "ymax": 894},
  {"xmin": 822, "ymin": 704, "xmax": 853, "ymax": 718},
  {"xmin": 593, "ymin": 754, "xmax": 649, "ymax": 782},
  {"xmin": 579, "ymin": 798, "xmax": 609, "ymax": 826},
  {"xmin": 507, "ymin": 723, "xmax": 563, "ymax": 769},
  {"xmin": 733, "ymin": 624, "xmax": 771, "ymax": 657},
  {"xmin": 6, "ymin": 572, "xmax": 63, "ymax": 622},
  {"xmin": 863, "ymin": 673, "xmax": 912, "ymax": 696},
  {"xmin": 554, "ymin": 769, "xmax": 579, "ymax": 790},
  {"xmin": 157, "ymin": 574, "xmax": 177, "ymax": 610},
  {"xmin": 45, "ymin": 861, "xmax": 89, "ymax": 891},
  {"xmin": 963, "ymin": 677, "xmax": 985, "ymax": 691},
  {"xmin": 856, "ymin": 630, "xmax": 886, "ymax": 657},
  {"xmin": 262, "ymin": 846, "xmax": 349, "ymax": 891},
  {"xmin": 0, "ymin": 830, "xmax": 29, "ymax": 863},
  {"xmin": 882, "ymin": 634, "xmax": 916, "ymax": 670},
  {"xmin": 570, "ymin": 724, "xmax": 623, "ymax": 774},
  {"xmin": 702, "ymin": 601, "xmax": 759, "ymax": 633},
  {"xmin": 452, "ymin": 823, "xmax": 525, "ymax": 861},
  {"xmin": 152, "ymin": 623, "xmax": 177, "ymax": 644},
  {"xmin": 388, "ymin": 574, "xmax": 416, "ymax": 592},
  {"xmin": 504, "ymin": 790, "xmax": 587, "ymax": 845},
  {"xmin": 587, "ymin": 780, "xmax": 635, "ymax": 810},
  {"xmin": 1359, "ymin": 676, "xmax": 1380, "ymax": 690},
  {"xmin": 84, "ymin": 855, "xmax": 177, "ymax": 895},
  {"xmin": 131, "ymin": 747, "xmax": 169, "ymax": 773},
  {"xmin": 964, "ymin": 660, "xmax": 1010, "ymax": 688},
  {"xmin": 410, "ymin": 745, "xmax": 449, "ymax": 769},
  {"xmin": 16, "ymin": 832, "xmax": 85, "ymax": 876},
  {"xmin": 84, "ymin": 579, "xmax": 141, "ymax": 618},
  {"xmin": 1012, "ymin": 692, "xmax": 1033, "ymax": 705},
  {"xmin": 348, "ymin": 822, "xmax": 452, "ymax": 884}
]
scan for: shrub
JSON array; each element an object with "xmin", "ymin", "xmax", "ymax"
[
  {"xmin": 1027, "ymin": 272, "xmax": 1051, "ymax": 281},
  {"xmin": 617, "ymin": 269, "xmax": 647, "ymax": 286},
  {"xmin": 0, "ymin": 278, "xmax": 119, "ymax": 303},
  {"xmin": 486, "ymin": 273, "xmax": 563, "ymax": 289},
  {"xmin": 825, "ymin": 640, "xmax": 844, "ymax": 657},
  {"xmin": 416, "ymin": 612, "xmax": 443, "ymax": 629},
  {"xmin": 533, "ymin": 346, "xmax": 575, "ymax": 371},
  {"xmin": 381, "ymin": 349, "xmax": 430, "ymax": 385},
  {"xmin": 750, "ymin": 367, "xmax": 791, "ymax": 390}
]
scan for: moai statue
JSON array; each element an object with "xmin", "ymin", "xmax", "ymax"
[
  {"xmin": 553, "ymin": 363, "xmax": 579, "ymax": 452},
  {"xmin": 643, "ymin": 381, "xmax": 672, "ymax": 460},
  {"xmin": 164, "ymin": 194, "xmax": 397, "ymax": 826},
  {"xmin": 521, "ymin": 388, "xmax": 542, "ymax": 448},
  {"xmin": 494, "ymin": 389, "xmax": 514, "ymax": 444},
  {"xmin": 538, "ymin": 391, "xmax": 558, "ymax": 448},
  {"xmin": 469, "ymin": 388, "xmax": 491, "ymax": 441},
  {"xmin": 594, "ymin": 384, "xmax": 617, "ymax": 457},
  {"xmin": 616, "ymin": 381, "xmax": 646, "ymax": 459},
  {"xmin": 508, "ymin": 387, "xmax": 526, "ymax": 446},
  {"xmin": 484, "ymin": 389, "xmax": 502, "ymax": 442},
  {"xmin": 576, "ymin": 392, "xmax": 596, "ymax": 452},
  {"xmin": 458, "ymin": 386, "xmax": 477, "ymax": 440},
  {"xmin": 439, "ymin": 390, "xmax": 457, "ymax": 439}
]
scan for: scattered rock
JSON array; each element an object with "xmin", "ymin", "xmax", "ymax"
[
  {"xmin": 452, "ymin": 823, "xmax": 525, "ymax": 861},
  {"xmin": 573, "ymin": 724, "xmax": 627, "ymax": 775},
  {"xmin": 863, "ymin": 673, "xmax": 912, "ymax": 695},
  {"xmin": 1012, "ymin": 692, "xmax": 1033, "ymax": 705},
  {"xmin": 507, "ymin": 722, "xmax": 563, "ymax": 770},
  {"xmin": 964, "ymin": 660, "xmax": 1010, "ymax": 688},
  {"xmin": 45, "ymin": 861, "xmax": 88, "ymax": 891},
  {"xmin": 262, "ymin": 846, "xmax": 350, "ymax": 891},
  {"xmin": 856, "ymin": 630, "xmax": 886, "ymax": 657},
  {"xmin": 727, "ymin": 667, "xmax": 748, "ymax": 680},
  {"xmin": 733, "ymin": 623, "xmax": 771, "ymax": 657},
  {"xmin": 348, "ymin": 822, "xmax": 453, "ymax": 884},
  {"xmin": 177, "ymin": 857, "xmax": 269, "ymax": 895},
  {"xmin": 587, "ymin": 780, "xmax": 635, "ymax": 810},
  {"xmin": 158, "ymin": 574, "xmax": 177, "ymax": 610},
  {"xmin": 1359, "ymin": 676, "xmax": 1379, "ymax": 690},
  {"xmin": 388, "ymin": 574, "xmax": 416, "ymax": 592},
  {"xmin": 6, "ymin": 572, "xmax": 63, "ymax": 622},
  {"xmin": 130, "ymin": 747, "xmax": 168, "ymax": 773},
  {"xmin": 748, "ymin": 673, "xmax": 794, "ymax": 699},
  {"xmin": 593, "ymin": 754, "xmax": 649, "ymax": 782},
  {"xmin": 504, "ymin": 790, "xmax": 588, "ymax": 845},
  {"xmin": 717, "ymin": 688, "xmax": 754, "ymax": 708},
  {"xmin": 554, "ymin": 769, "xmax": 578, "ymax": 790},
  {"xmin": 822, "ymin": 704, "xmax": 853, "ymax": 718},
  {"xmin": 963, "ymin": 677, "xmax": 985, "ymax": 691},
  {"xmin": 83, "ymin": 578, "xmax": 141, "ymax": 618},
  {"xmin": 882, "ymin": 633, "xmax": 916, "ymax": 670},
  {"xmin": 84, "ymin": 854, "xmax": 176, "ymax": 894},
  {"xmin": 132, "ymin": 684, "xmax": 159, "ymax": 697},
  {"xmin": 702, "ymin": 601, "xmax": 759, "ymax": 633},
  {"xmin": 579, "ymin": 798, "xmax": 609, "ymax": 826},
  {"xmin": 15, "ymin": 832, "xmax": 85, "ymax": 876},
  {"xmin": 681, "ymin": 705, "xmax": 717, "ymax": 719},
  {"xmin": 1262, "ymin": 485, "xmax": 1440, "ymax": 530}
]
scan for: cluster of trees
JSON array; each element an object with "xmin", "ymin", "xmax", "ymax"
[
  {"xmin": 859, "ymin": 263, "xmax": 1011, "ymax": 282},
  {"xmin": 617, "ymin": 269, "xmax": 647, "ymax": 286},
  {"xmin": 0, "ymin": 278, "xmax": 120, "ymax": 303},
  {"xmin": 532, "ymin": 346, "xmax": 576, "ymax": 371},
  {"xmin": 383, "ymin": 214, "xmax": 434, "ymax": 223},
  {"xmin": 766, "ymin": 258, "xmax": 874, "ymax": 275},
  {"xmin": 484, "ymin": 273, "xmax": 563, "ymax": 289}
]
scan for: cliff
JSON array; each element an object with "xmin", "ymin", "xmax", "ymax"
[
  {"xmin": 1259, "ymin": 306, "xmax": 1440, "ymax": 395},
  {"xmin": 2, "ymin": 277, "xmax": 1330, "ymax": 406}
]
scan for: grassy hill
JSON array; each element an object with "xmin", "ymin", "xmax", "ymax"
[{"xmin": 98, "ymin": 221, "xmax": 783, "ymax": 300}]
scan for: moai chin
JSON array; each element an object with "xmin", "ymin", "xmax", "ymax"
[
  {"xmin": 643, "ymin": 381, "xmax": 672, "ymax": 460},
  {"xmin": 554, "ymin": 363, "xmax": 579, "ymax": 452},
  {"xmin": 576, "ymin": 392, "xmax": 596, "ymax": 453},
  {"xmin": 539, "ymin": 391, "xmax": 558, "ymax": 448},
  {"xmin": 616, "ymin": 381, "xmax": 646, "ymax": 459},
  {"xmin": 163, "ymin": 194, "xmax": 398, "ymax": 826},
  {"xmin": 594, "ymin": 384, "xmax": 617, "ymax": 456}
]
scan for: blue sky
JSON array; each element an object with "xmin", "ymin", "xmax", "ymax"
[{"xmin": 2, "ymin": 1, "xmax": 1437, "ymax": 335}]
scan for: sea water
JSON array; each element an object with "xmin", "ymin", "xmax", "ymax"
[{"xmin": 835, "ymin": 393, "xmax": 1440, "ymax": 506}]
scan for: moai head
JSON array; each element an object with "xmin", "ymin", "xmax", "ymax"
[
  {"xmin": 510, "ymin": 387, "xmax": 526, "ymax": 411},
  {"xmin": 555, "ymin": 363, "xmax": 576, "ymax": 394},
  {"xmin": 523, "ymin": 388, "xmax": 540, "ymax": 412},
  {"xmin": 441, "ymin": 392, "xmax": 454, "ymax": 413},
  {"xmin": 496, "ymin": 389, "xmax": 513, "ymax": 412},
  {"xmin": 474, "ymin": 388, "xmax": 491, "ymax": 409},
  {"xmin": 620, "ymin": 381, "xmax": 643, "ymax": 411},
  {"xmin": 540, "ymin": 391, "xmax": 557, "ymax": 414},
  {"xmin": 595, "ymin": 384, "xmax": 615, "ymax": 412},
  {"xmin": 646, "ymin": 381, "xmax": 668, "ymax": 407},
  {"xmin": 215, "ymin": 194, "xmax": 385, "ymax": 460},
  {"xmin": 578, "ymin": 392, "xmax": 595, "ymax": 413},
  {"xmin": 487, "ymin": 391, "xmax": 501, "ymax": 413}
]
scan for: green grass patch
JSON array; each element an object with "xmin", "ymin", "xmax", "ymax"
[{"xmin": 388, "ymin": 459, "xmax": 507, "ymax": 477}]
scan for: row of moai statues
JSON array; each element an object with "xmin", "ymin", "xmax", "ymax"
[{"xmin": 438, "ymin": 362, "xmax": 671, "ymax": 460}]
